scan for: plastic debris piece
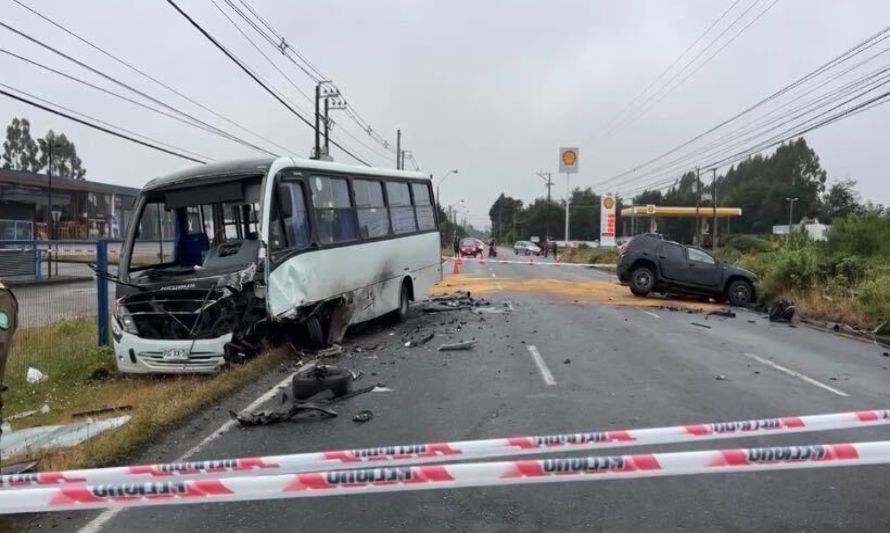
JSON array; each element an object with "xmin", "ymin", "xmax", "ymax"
[
  {"xmin": 438, "ymin": 340, "xmax": 477, "ymax": 351},
  {"xmin": 352, "ymin": 410, "xmax": 374, "ymax": 423},
  {"xmin": 25, "ymin": 367, "xmax": 47, "ymax": 384}
]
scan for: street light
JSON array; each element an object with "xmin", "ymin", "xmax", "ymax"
[
  {"xmin": 435, "ymin": 169, "xmax": 459, "ymax": 211},
  {"xmin": 785, "ymin": 197, "xmax": 799, "ymax": 234}
]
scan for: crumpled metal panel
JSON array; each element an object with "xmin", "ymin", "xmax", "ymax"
[{"xmin": 1, "ymin": 415, "xmax": 131, "ymax": 459}]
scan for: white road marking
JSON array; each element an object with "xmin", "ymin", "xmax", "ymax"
[
  {"xmin": 644, "ymin": 311, "xmax": 661, "ymax": 319},
  {"xmin": 743, "ymin": 352, "xmax": 849, "ymax": 397},
  {"xmin": 79, "ymin": 370, "xmax": 300, "ymax": 533},
  {"xmin": 527, "ymin": 345, "xmax": 557, "ymax": 386}
]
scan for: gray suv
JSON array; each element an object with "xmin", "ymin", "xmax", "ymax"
[{"xmin": 616, "ymin": 234, "xmax": 757, "ymax": 306}]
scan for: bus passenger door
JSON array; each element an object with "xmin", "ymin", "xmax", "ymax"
[{"xmin": 262, "ymin": 166, "xmax": 313, "ymax": 318}]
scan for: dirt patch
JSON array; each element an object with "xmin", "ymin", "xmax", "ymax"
[{"xmin": 433, "ymin": 274, "xmax": 725, "ymax": 311}]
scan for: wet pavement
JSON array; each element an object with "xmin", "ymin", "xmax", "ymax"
[{"xmin": 47, "ymin": 249, "xmax": 890, "ymax": 532}]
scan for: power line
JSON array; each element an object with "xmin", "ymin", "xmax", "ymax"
[
  {"xmin": 0, "ymin": 47, "xmax": 264, "ymax": 155},
  {"xmin": 9, "ymin": 0, "xmax": 292, "ymax": 155},
  {"xmin": 601, "ymin": 0, "xmax": 744, "ymax": 134},
  {"xmin": 612, "ymin": 62, "xmax": 890, "ymax": 193},
  {"xmin": 164, "ymin": 0, "xmax": 370, "ymax": 166},
  {"xmin": 0, "ymin": 85, "xmax": 207, "ymax": 164},
  {"xmin": 606, "ymin": 0, "xmax": 771, "ymax": 136},
  {"xmin": 224, "ymin": 0, "xmax": 399, "ymax": 156},
  {"xmin": 621, "ymin": 0, "xmax": 781, "ymax": 130},
  {"xmin": 0, "ymin": 19, "xmax": 278, "ymax": 156},
  {"xmin": 622, "ymin": 90, "xmax": 890, "ymax": 197},
  {"xmin": 597, "ymin": 26, "xmax": 890, "ymax": 188},
  {"xmin": 0, "ymin": 82, "xmax": 213, "ymax": 161}
]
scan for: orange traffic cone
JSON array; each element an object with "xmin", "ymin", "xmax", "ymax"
[{"xmin": 451, "ymin": 259, "xmax": 460, "ymax": 274}]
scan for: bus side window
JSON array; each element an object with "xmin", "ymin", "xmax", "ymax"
[
  {"xmin": 386, "ymin": 181, "xmax": 417, "ymax": 234},
  {"xmin": 271, "ymin": 180, "xmax": 310, "ymax": 251},
  {"xmin": 353, "ymin": 179, "xmax": 390, "ymax": 239},
  {"xmin": 311, "ymin": 176, "xmax": 357, "ymax": 244},
  {"xmin": 411, "ymin": 183, "xmax": 435, "ymax": 231}
]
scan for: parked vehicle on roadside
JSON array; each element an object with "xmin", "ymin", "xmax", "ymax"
[
  {"xmin": 112, "ymin": 157, "xmax": 440, "ymax": 374},
  {"xmin": 616, "ymin": 234, "xmax": 757, "ymax": 306},
  {"xmin": 513, "ymin": 241, "xmax": 541, "ymax": 256},
  {"xmin": 459, "ymin": 238, "xmax": 483, "ymax": 257}
]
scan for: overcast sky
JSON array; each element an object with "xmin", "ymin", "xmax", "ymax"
[{"xmin": 2, "ymin": 0, "xmax": 888, "ymax": 228}]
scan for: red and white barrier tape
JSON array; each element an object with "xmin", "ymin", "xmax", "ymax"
[
  {"xmin": 441, "ymin": 256, "xmax": 612, "ymax": 268},
  {"xmin": 2, "ymin": 440, "xmax": 889, "ymax": 514},
  {"xmin": 2, "ymin": 409, "xmax": 888, "ymax": 490}
]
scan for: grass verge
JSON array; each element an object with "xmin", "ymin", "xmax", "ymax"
[{"xmin": 4, "ymin": 317, "xmax": 288, "ymax": 471}]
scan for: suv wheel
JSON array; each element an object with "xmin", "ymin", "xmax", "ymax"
[
  {"xmin": 727, "ymin": 280, "xmax": 754, "ymax": 307},
  {"xmin": 630, "ymin": 267, "xmax": 655, "ymax": 297}
]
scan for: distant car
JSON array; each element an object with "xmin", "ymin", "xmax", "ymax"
[
  {"xmin": 513, "ymin": 241, "xmax": 541, "ymax": 256},
  {"xmin": 616, "ymin": 234, "xmax": 757, "ymax": 306},
  {"xmin": 460, "ymin": 238, "xmax": 484, "ymax": 257}
]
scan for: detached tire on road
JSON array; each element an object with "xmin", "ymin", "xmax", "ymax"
[
  {"xmin": 727, "ymin": 279, "xmax": 754, "ymax": 307},
  {"xmin": 292, "ymin": 365, "xmax": 352, "ymax": 400},
  {"xmin": 630, "ymin": 266, "xmax": 655, "ymax": 297}
]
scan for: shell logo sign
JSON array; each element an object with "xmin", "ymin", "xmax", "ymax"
[
  {"xmin": 559, "ymin": 147, "xmax": 579, "ymax": 174},
  {"xmin": 600, "ymin": 195, "xmax": 617, "ymax": 248}
]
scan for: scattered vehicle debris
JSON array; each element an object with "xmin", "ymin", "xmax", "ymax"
[
  {"xmin": 25, "ymin": 367, "xmax": 47, "ymax": 384},
  {"xmin": 7, "ymin": 404, "xmax": 50, "ymax": 421},
  {"xmin": 87, "ymin": 367, "xmax": 112, "ymax": 382},
  {"xmin": 0, "ymin": 460, "xmax": 37, "ymax": 476},
  {"xmin": 419, "ymin": 333, "xmax": 435, "ymax": 345},
  {"xmin": 715, "ymin": 374, "xmax": 728, "ymax": 381},
  {"xmin": 438, "ymin": 340, "xmax": 477, "ymax": 351},
  {"xmin": 371, "ymin": 386, "xmax": 392, "ymax": 392},
  {"xmin": 563, "ymin": 358, "xmax": 571, "ymax": 364},
  {"xmin": 352, "ymin": 410, "xmax": 374, "ymax": 423},
  {"xmin": 768, "ymin": 299, "xmax": 796, "ymax": 322},
  {"xmin": 71, "ymin": 405, "xmax": 133, "ymax": 419},
  {"xmin": 292, "ymin": 365, "xmax": 352, "ymax": 400},
  {"xmin": 707, "ymin": 309, "xmax": 736, "ymax": 319},
  {"xmin": 231, "ymin": 383, "xmax": 382, "ymax": 427},
  {"xmin": 1, "ymin": 415, "xmax": 130, "ymax": 459},
  {"xmin": 691, "ymin": 322, "xmax": 712, "ymax": 329},
  {"xmin": 232, "ymin": 403, "xmax": 337, "ymax": 426}
]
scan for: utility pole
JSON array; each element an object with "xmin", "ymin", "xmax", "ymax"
[
  {"xmin": 695, "ymin": 167, "xmax": 701, "ymax": 246},
  {"xmin": 785, "ymin": 197, "xmax": 799, "ymax": 236},
  {"xmin": 396, "ymin": 129, "xmax": 401, "ymax": 170},
  {"xmin": 564, "ymin": 174, "xmax": 571, "ymax": 244},
  {"xmin": 314, "ymin": 83, "xmax": 322, "ymax": 159},
  {"xmin": 711, "ymin": 168, "xmax": 718, "ymax": 250},
  {"xmin": 536, "ymin": 171, "xmax": 553, "ymax": 240},
  {"xmin": 47, "ymin": 143, "xmax": 53, "ymax": 240}
]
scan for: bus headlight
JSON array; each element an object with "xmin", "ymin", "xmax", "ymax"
[{"xmin": 112, "ymin": 301, "xmax": 139, "ymax": 336}]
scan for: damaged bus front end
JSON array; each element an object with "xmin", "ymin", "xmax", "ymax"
[{"xmin": 113, "ymin": 159, "xmax": 274, "ymax": 373}]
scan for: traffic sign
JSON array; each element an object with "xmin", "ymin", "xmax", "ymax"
[{"xmin": 559, "ymin": 147, "xmax": 579, "ymax": 174}]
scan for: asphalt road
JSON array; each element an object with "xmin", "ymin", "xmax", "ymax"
[{"xmin": 49, "ymin": 248, "xmax": 890, "ymax": 532}]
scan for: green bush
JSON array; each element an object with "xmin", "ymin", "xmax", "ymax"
[
  {"xmin": 727, "ymin": 235, "xmax": 772, "ymax": 254},
  {"xmin": 745, "ymin": 244, "xmax": 820, "ymax": 302},
  {"xmin": 858, "ymin": 274, "xmax": 890, "ymax": 323},
  {"xmin": 826, "ymin": 213, "xmax": 890, "ymax": 258}
]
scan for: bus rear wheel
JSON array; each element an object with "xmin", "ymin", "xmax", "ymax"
[{"xmin": 393, "ymin": 280, "xmax": 411, "ymax": 322}]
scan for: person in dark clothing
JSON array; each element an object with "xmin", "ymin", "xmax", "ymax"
[
  {"xmin": 550, "ymin": 240, "xmax": 558, "ymax": 258},
  {"xmin": 488, "ymin": 239, "xmax": 497, "ymax": 257},
  {"xmin": 452, "ymin": 236, "xmax": 460, "ymax": 257}
]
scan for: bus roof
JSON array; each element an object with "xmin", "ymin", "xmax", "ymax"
[{"xmin": 144, "ymin": 157, "xmax": 428, "ymax": 192}]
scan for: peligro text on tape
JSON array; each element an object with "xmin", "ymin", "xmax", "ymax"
[
  {"xmin": 2, "ymin": 409, "xmax": 888, "ymax": 490},
  {"xmin": 2, "ymin": 441, "xmax": 889, "ymax": 514}
]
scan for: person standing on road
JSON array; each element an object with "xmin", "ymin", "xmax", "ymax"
[
  {"xmin": 550, "ymin": 240, "xmax": 558, "ymax": 259},
  {"xmin": 452, "ymin": 235, "xmax": 460, "ymax": 257},
  {"xmin": 542, "ymin": 237, "xmax": 550, "ymax": 258}
]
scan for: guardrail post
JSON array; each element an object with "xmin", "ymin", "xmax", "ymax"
[{"xmin": 96, "ymin": 239, "xmax": 109, "ymax": 346}]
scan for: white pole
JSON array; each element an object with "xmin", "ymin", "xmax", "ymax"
[{"xmin": 564, "ymin": 173, "xmax": 570, "ymax": 244}]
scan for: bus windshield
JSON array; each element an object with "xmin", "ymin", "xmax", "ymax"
[{"xmin": 126, "ymin": 176, "xmax": 263, "ymax": 279}]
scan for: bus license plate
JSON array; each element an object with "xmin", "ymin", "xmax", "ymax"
[{"xmin": 163, "ymin": 348, "xmax": 190, "ymax": 362}]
